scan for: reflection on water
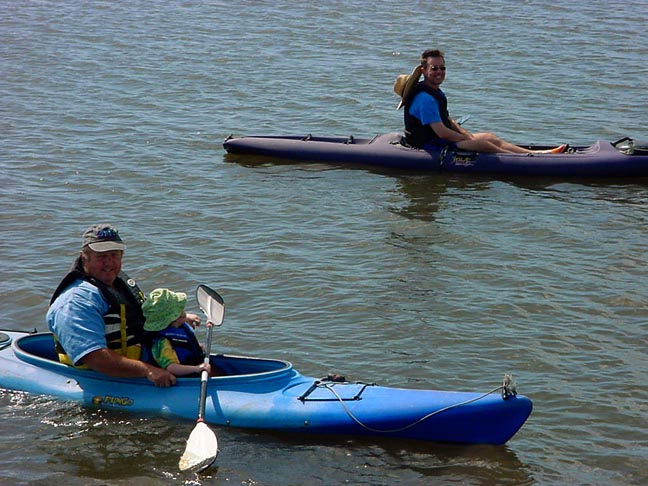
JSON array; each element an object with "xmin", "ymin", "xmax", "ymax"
[{"xmin": 392, "ymin": 174, "xmax": 492, "ymax": 222}]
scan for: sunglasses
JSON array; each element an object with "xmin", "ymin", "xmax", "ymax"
[{"xmin": 429, "ymin": 66, "xmax": 446, "ymax": 72}]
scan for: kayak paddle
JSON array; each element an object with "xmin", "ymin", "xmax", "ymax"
[
  {"xmin": 456, "ymin": 114, "xmax": 471, "ymax": 126},
  {"xmin": 178, "ymin": 284, "xmax": 225, "ymax": 473}
]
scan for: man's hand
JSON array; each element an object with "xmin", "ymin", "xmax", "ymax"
[
  {"xmin": 82, "ymin": 348, "xmax": 177, "ymax": 387},
  {"xmin": 146, "ymin": 366, "xmax": 177, "ymax": 387}
]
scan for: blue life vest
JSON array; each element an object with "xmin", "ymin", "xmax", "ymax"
[
  {"xmin": 147, "ymin": 323, "xmax": 205, "ymax": 366},
  {"xmin": 404, "ymin": 83, "xmax": 454, "ymax": 148}
]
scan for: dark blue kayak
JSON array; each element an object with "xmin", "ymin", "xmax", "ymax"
[
  {"xmin": 0, "ymin": 330, "xmax": 532, "ymax": 445},
  {"xmin": 223, "ymin": 133, "xmax": 648, "ymax": 177}
]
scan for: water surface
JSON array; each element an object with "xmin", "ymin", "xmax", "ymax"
[{"xmin": 1, "ymin": 1, "xmax": 647, "ymax": 485}]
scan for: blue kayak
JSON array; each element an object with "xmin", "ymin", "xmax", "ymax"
[
  {"xmin": 223, "ymin": 133, "xmax": 648, "ymax": 177},
  {"xmin": 0, "ymin": 330, "xmax": 532, "ymax": 445}
]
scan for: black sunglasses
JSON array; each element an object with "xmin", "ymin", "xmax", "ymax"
[{"xmin": 429, "ymin": 66, "xmax": 446, "ymax": 72}]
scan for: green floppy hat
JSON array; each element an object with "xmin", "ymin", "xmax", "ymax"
[{"xmin": 142, "ymin": 288, "xmax": 187, "ymax": 331}]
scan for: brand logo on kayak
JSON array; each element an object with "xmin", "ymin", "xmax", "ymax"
[
  {"xmin": 92, "ymin": 395, "xmax": 135, "ymax": 407},
  {"xmin": 452, "ymin": 155, "xmax": 476, "ymax": 167}
]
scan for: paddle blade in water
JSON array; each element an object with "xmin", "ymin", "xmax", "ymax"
[{"xmin": 179, "ymin": 422, "xmax": 218, "ymax": 473}]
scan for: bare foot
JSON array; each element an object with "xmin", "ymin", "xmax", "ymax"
[{"xmin": 534, "ymin": 144, "xmax": 567, "ymax": 154}]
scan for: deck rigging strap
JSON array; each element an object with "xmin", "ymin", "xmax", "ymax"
[
  {"xmin": 304, "ymin": 374, "xmax": 519, "ymax": 435},
  {"xmin": 298, "ymin": 375, "xmax": 369, "ymax": 402}
]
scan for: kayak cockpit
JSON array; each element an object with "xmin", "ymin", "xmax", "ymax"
[{"xmin": 12, "ymin": 332, "xmax": 295, "ymax": 382}]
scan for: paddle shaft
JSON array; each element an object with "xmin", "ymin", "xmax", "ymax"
[
  {"xmin": 178, "ymin": 285, "xmax": 223, "ymax": 473},
  {"xmin": 197, "ymin": 321, "xmax": 214, "ymax": 422}
]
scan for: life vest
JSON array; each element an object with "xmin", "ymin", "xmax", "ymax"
[
  {"xmin": 146, "ymin": 323, "xmax": 205, "ymax": 366},
  {"xmin": 404, "ymin": 83, "xmax": 454, "ymax": 149},
  {"xmin": 50, "ymin": 257, "xmax": 146, "ymax": 365}
]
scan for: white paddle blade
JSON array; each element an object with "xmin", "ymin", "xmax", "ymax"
[
  {"xmin": 196, "ymin": 285, "xmax": 225, "ymax": 326},
  {"xmin": 179, "ymin": 422, "xmax": 218, "ymax": 473}
]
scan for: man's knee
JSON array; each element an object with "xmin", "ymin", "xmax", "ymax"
[{"xmin": 477, "ymin": 132, "xmax": 498, "ymax": 143}]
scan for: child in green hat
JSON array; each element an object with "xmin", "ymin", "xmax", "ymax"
[{"xmin": 142, "ymin": 288, "xmax": 215, "ymax": 377}]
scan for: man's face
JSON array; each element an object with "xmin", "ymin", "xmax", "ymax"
[
  {"xmin": 82, "ymin": 249, "xmax": 123, "ymax": 286},
  {"xmin": 423, "ymin": 56, "xmax": 446, "ymax": 88}
]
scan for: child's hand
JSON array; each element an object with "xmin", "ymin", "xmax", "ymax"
[
  {"xmin": 198, "ymin": 362, "xmax": 211, "ymax": 375},
  {"xmin": 185, "ymin": 313, "xmax": 201, "ymax": 328}
]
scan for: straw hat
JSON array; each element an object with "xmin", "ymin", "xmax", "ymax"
[{"xmin": 393, "ymin": 65, "xmax": 422, "ymax": 110}]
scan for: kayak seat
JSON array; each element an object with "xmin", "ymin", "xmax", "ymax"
[
  {"xmin": 390, "ymin": 134, "xmax": 419, "ymax": 149},
  {"xmin": 396, "ymin": 135, "xmax": 411, "ymax": 148}
]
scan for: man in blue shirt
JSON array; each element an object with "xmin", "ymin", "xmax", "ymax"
[
  {"xmin": 47, "ymin": 224, "xmax": 177, "ymax": 387},
  {"xmin": 402, "ymin": 48, "xmax": 566, "ymax": 154}
]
